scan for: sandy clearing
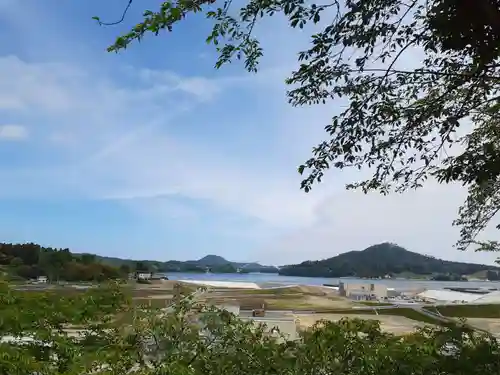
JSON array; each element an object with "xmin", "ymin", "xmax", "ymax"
[
  {"xmin": 464, "ymin": 318, "xmax": 500, "ymax": 336},
  {"xmin": 202, "ymin": 292, "xmax": 353, "ymax": 311},
  {"xmin": 304, "ymin": 296, "xmax": 353, "ymax": 309},
  {"xmin": 294, "ymin": 313, "xmax": 429, "ymax": 335}
]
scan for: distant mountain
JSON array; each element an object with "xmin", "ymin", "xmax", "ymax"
[
  {"xmin": 94, "ymin": 253, "xmax": 278, "ymax": 274},
  {"xmin": 279, "ymin": 243, "xmax": 500, "ymax": 278},
  {"xmin": 190, "ymin": 255, "xmax": 278, "ymax": 272},
  {"xmin": 192, "ymin": 255, "xmax": 230, "ymax": 266}
]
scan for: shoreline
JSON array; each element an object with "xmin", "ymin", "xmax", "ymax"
[
  {"xmin": 179, "ymin": 280, "xmax": 262, "ymax": 289},
  {"xmin": 165, "ymin": 273, "xmax": 500, "ymax": 292}
]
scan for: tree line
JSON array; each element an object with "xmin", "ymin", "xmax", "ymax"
[
  {"xmin": 137, "ymin": 260, "xmax": 249, "ymax": 274},
  {"xmin": 0, "ymin": 242, "xmax": 127, "ymax": 282},
  {"xmin": 0, "ymin": 242, "xmax": 257, "ymax": 282}
]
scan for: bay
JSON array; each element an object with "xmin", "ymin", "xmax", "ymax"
[{"xmin": 164, "ymin": 272, "xmax": 500, "ymax": 291}]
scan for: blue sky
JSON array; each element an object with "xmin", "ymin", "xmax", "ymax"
[{"xmin": 0, "ymin": 0, "xmax": 498, "ymax": 265}]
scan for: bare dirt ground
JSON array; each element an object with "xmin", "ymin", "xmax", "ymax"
[
  {"xmin": 262, "ymin": 295, "xmax": 353, "ymax": 310},
  {"xmin": 132, "ymin": 280, "xmax": 180, "ymax": 290},
  {"xmin": 131, "ymin": 283, "xmax": 352, "ymax": 312},
  {"xmin": 464, "ymin": 318, "xmax": 500, "ymax": 337},
  {"xmin": 201, "ymin": 285, "xmax": 353, "ymax": 311},
  {"xmin": 130, "ymin": 281, "xmax": 190, "ymax": 306},
  {"xmin": 131, "ymin": 280, "xmax": 196, "ymax": 295},
  {"xmin": 294, "ymin": 313, "xmax": 430, "ymax": 335},
  {"xmin": 142, "ymin": 294, "xmax": 174, "ymax": 299}
]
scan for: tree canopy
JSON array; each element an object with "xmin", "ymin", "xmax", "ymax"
[
  {"xmin": 0, "ymin": 242, "xmax": 125, "ymax": 282},
  {"xmin": 94, "ymin": 0, "xmax": 500, "ymax": 256}
]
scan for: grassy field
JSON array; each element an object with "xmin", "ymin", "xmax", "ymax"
[
  {"xmin": 381, "ymin": 309, "xmax": 446, "ymax": 325},
  {"xmin": 320, "ymin": 305, "xmax": 500, "ymax": 327},
  {"xmin": 201, "ymin": 286, "xmax": 353, "ymax": 311},
  {"xmin": 427, "ymin": 304, "xmax": 500, "ymax": 318},
  {"xmin": 295, "ymin": 313, "xmax": 432, "ymax": 335},
  {"xmin": 356, "ymin": 301, "xmax": 394, "ymax": 306},
  {"xmin": 315, "ymin": 308, "xmax": 449, "ymax": 325}
]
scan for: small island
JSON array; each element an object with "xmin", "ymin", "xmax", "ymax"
[{"xmin": 155, "ymin": 255, "xmax": 279, "ymax": 274}]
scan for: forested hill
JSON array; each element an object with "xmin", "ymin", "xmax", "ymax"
[
  {"xmin": 97, "ymin": 253, "xmax": 278, "ymax": 273},
  {"xmin": 0, "ymin": 242, "xmax": 278, "ymax": 281},
  {"xmin": 278, "ymin": 243, "xmax": 500, "ymax": 278},
  {"xmin": 0, "ymin": 242, "xmax": 125, "ymax": 281}
]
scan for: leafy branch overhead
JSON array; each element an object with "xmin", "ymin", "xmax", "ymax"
[{"xmin": 95, "ymin": 0, "xmax": 500, "ymax": 253}]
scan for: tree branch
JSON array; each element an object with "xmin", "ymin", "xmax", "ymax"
[
  {"xmin": 94, "ymin": 0, "xmax": 133, "ymax": 26},
  {"xmin": 352, "ymin": 68, "xmax": 500, "ymax": 81}
]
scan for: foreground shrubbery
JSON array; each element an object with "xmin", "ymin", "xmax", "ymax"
[{"xmin": 1, "ymin": 282, "xmax": 500, "ymax": 375}]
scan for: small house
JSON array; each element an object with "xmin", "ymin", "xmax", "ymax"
[
  {"xmin": 37, "ymin": 276, "xmax": 48, "ymax": 284},
  {"xmin": 136, "ymin": 271, "xmax": 152, "ymax": 280}
]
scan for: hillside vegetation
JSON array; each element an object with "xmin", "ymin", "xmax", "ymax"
[
  {"xmin": 0, "ymin": 242, "xmax": 278, "ymax": 279},
  {"xmin": 279, "ymin": 243, "xmax": 500, "ymax": 278},
  {"xmin": 0, "ymin": 242, "xmax": 124, "ymax": 282},
  {"xmin": 97, "ymin": 253, "xmax": 279, "ymax": 274}
]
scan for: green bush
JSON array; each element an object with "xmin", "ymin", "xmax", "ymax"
[{"xmin": 1, "ymin": 282, "xmax": 499, "ymax": 374}]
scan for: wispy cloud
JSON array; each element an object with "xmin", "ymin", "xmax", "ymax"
[
  {"xmin": 0, "ymin": 124, "xmax": 28, "ymax": 140},
  {"xmin": 0, "ymin": 54, "xmax": 323, "ymax": 228}
]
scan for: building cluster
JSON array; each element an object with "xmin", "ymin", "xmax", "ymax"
[
  {"xmin": 337, "ymin": 281, "xmax": 500, "ymax": 305},
  {"xmin": 418, "ymin": 289, "xmax": 500, "ymax": 304},
  {"xmin": 338, "ymin": 282, "xmax": 388, "ymax": 301},
  {"xmin": 128, "ymin": 271, "xmax": 169, "ymax": 282}
]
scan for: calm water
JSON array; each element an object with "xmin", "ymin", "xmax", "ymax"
[{"xmin": 165, "ymin": 272, "xmax": 500, "ymax": 291}]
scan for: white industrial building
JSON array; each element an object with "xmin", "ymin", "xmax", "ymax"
[
  {"xmin": 473, "ymin": 291, "xmax": 500, "ymax": 304},
  {"xmin": 418, "ymin": 289, "xmax": 500, "ymax": 304},
  {"xmin": 339, "ymin": 282, "xmax": 388, "ymax": 300}
]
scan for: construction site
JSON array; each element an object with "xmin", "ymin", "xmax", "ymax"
[{"xmin": 131, "ymin": 279, "xmax": 500, "ymax": 339}]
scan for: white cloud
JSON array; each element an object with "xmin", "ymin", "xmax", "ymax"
[
  {"xmin": 0, "ymin": 124, "xmax": 28, "ymax": 140},
  {"xmin": 0, "ymin": 56, "xmax": 86, "ymax": 113},
  {"xmin": 0, "ymin": 55, "xmax": 324, "ymax": 229},
  {"xmin": 136, "ymin": 68, "xmax": 222, "ymax": 102},
  {"xmin": 77, "ymin": 128, "xmax": 325, "ymax": 227},
  {"xmin": 256, "ymin": 183, "xmax": 500, "ymax": 266}
]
